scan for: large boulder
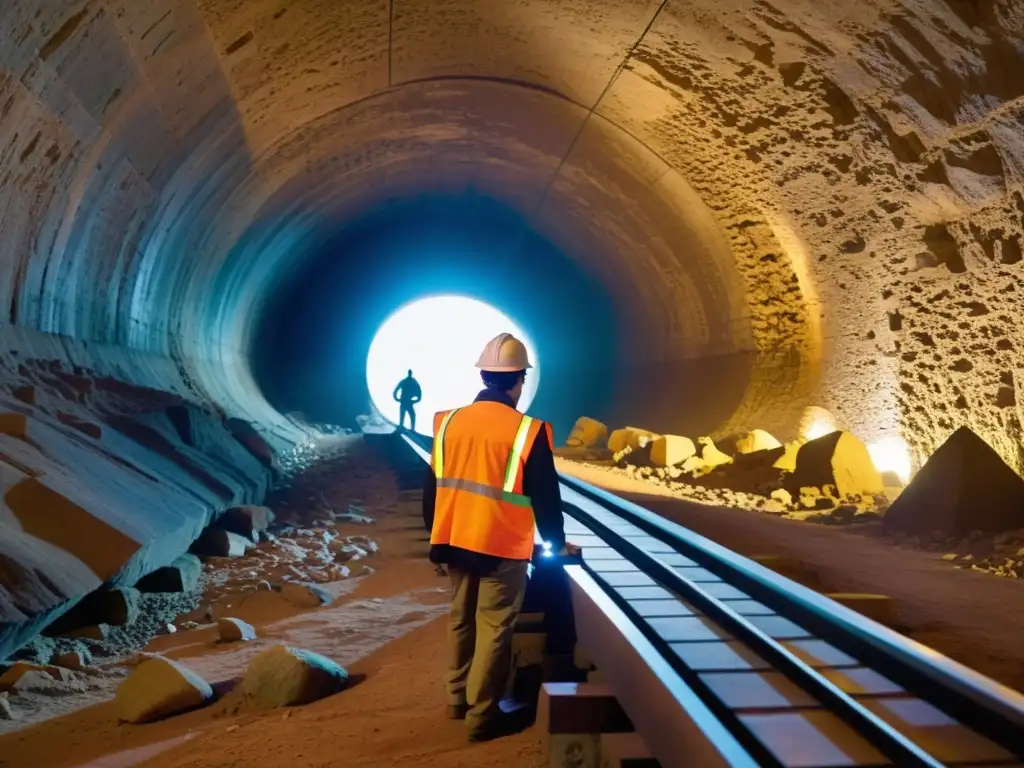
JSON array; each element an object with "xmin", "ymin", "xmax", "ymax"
[
  {"xmin": 115, "ymin": 656, "xmax": 214, "ymax": 724},
  {"xmin": 607, "ymin": 427, "xmax": 658, "ymax": 455},
  {"xmin": 649, "ymin": 436, "xmax": 696, "ymax": 468},
  {"xmin": 136, "ymin": 554, "xmax": 203, "ymax": 593},
  {"xmin": 785, "ymin": 431, "xmax": 883, "ymax": 498},
  {"xmin": 565, "ymin": 418, "xmax": 609, "ymax": 449},
  {"xmin": 883, "ymin": 427, "xmax": 1024, "ymax": 536},
  {"xmin": 242, "ymin": 645, "xmax": 349, "ymax": 708},
  {"xmin": 735, "ymin": 429, "xmax": 782, "ymax": 454},
  {"xmin": 215, "ymin": 505, "xmax": 275, "ymax": 541}
]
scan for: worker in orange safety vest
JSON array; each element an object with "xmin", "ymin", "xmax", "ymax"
[{"xmin": 422, "ymin": 332, "xmax": 567, "ymax": 742}]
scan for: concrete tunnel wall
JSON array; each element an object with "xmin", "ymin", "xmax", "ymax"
[{"xmin": 0, "ymin": 5, "xmax": 1023, "ymax": 482}]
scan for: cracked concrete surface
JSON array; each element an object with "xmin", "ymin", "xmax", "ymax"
[{"xmin": 0, "ymin": 0, "xmax": 1022, "ymax": 471}]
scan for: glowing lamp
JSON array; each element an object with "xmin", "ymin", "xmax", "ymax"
[
  {"xmin": 365, "ymin": 295, "xmax": 539, "ymax": 436},
  {"xmin": 867, "ymin": 436, "xmax": 912, "ymax": 485}
]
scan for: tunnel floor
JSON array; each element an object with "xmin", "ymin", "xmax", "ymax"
[{"xmin": 0, "ymin": 436, "xmax": 548, "ymax": 767}]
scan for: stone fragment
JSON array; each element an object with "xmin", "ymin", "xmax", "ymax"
[
  {"xmin": 242, "ymin": 645, "xmax": 349, "ymax": 708},
  {"xmin": 278, "ymin": 582, "xmax": 333, "ymax": 608},
  {"xmin": 770, "ymin": 489, "xmax": 793, "ymax": 506},
  {"xmin": 695, "ymin": 437, "xmax": 732, "ymax": 471},
  {"xmin": 215, "ymin": 505, "xmax": 276, "ymax": 541},
  {"xmin": 218, "ymin": 617, "xmax": 258, "ymax": 643},
  {"xmin": 190, "ymin": 527, "xmax": 251, "ymax": 558},
  {"xmin": 565, "ymin": 417, "xmax": 609, "ymax": 449},
  {"xmin": 649, "ymin": 435, "xmax": 696, "ymax": 467},
  {"xmin": 0, "ymin": 662, "xmax": 70, "ymax": 691},
  {"xmin": 0, "ymin": 412, "xmax": 29, "ymax": 439},
  {"xmin": 54, "ymin": 650, "xmax": 89, "ymax": 670},
  {"xmin": 735, "ymin": 429, "xmax": 782, "ymax": 454},
  {"xmin": 0, "ymin": 691, "xmax": 13, "ymax": 720},
  {"xmin": 45, "ymin": 587, "xmax": 141, "ymax": 635},
  {"xmin": 786, "ymin": 432, "xmax": 883, "ymax": 498},
  {"xmin": 773, "ymin": 441, "xmax": 802, "ymax": 472},
  {"xmin": 883, "ymin": 427, "xmax": 1024, "ymax": 536},
  {"xmin": 115, "ymin": 656, "xmax": 214, "ymax": 724},
  {"xmin": 136, "ymin": 554, "xmax": 203, "ymax": 593},
  {"xmin": 607, "ymin": 427, "xmax": 658, "ymax": 455}
]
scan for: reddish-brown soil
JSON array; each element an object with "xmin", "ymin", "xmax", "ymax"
[
  {"xmin": 0, "ymin": 436, "xmax": 546, "ymax": 767},
  {"xmin": 559, "ymin": 461, "xmax": 1024, "ymax": 694}
]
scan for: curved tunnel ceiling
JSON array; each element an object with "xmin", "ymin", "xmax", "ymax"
[{"xmin": 0, "ymin": 1, "xmax": 1022, "ymax": 471}]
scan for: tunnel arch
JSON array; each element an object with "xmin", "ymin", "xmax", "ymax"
[{"xmin": 0, "ymin": 0, "xmax": 1021, "ymax": 469}]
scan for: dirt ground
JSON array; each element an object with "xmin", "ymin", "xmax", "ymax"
[
  {"xmin": 0, "ymin": 435, "xmax": 546, "ymax": 768},
  {"xmin": 558, "ymin": 459, "xmax": 1024, "ymax": 694}
]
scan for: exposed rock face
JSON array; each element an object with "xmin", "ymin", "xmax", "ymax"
[
  {"xmin": 242, "ymin": 645, "xmax": 349, "ymax": 708},
  {"xmin": 0, "ymin": 383, "xmax": 275, "ymax": 662},
  {"xmin": 1, "ymin": 0, "xmax": 1024, "ymax": 659},
  {"xmin": 565, "ymin": 417, "xmax": 609, "ymax": 449},
  {"xmin": 884, "ymin": 427, "xmax": 1024, "ymax": 536},
  {"xmin": 786, "ymin": 431, "xmax": 883, "ymax": 498},
  {"xmin": 115, "ymin": 656, "xmax": 214, "ymax": 724},
  {"xmin": 136, "ymin": 555, "xmax": 204, "ymax": 594}
]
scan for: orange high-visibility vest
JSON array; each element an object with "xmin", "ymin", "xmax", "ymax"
[{"xmin": 430, "ymin": 401, "xmax": 553, "ymax": 560}]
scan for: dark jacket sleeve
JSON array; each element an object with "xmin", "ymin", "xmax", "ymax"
[
  {"xmin": 422, "ymin": 465, "xmax": 437, "ymax": 534},
  {"xmin": 523, "ymin": 427, "xmax": 565, "ymax": 550}
]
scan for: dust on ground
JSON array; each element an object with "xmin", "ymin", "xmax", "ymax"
[{"xmin": 0, "ymin": 433, "xmax": 529, "ymax": 768}]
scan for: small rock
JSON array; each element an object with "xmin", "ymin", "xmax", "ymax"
[
  {"xmin": 116, "ymin": 657, "xmax": 214, "ymax": 724},
  {"xmin": 649, "ymin": 435, "xmax": 697, "ymax": 468},
  {"xmin": 65, "ymin": 624, "xmax": 110, "ymax": 641},
  {"xmin": 941, "ymin": 553, "xmax": 957, "ymax": 561},
  {"xmin": 278, "ymin": 582, "xmax": 333, "ymax": 608},
  {"xmin": 242, "ymin": 645, "xmax": 349, "ymax": 708},
  {"xmin": 53, "ymin": 651, "xmax": 89, "ymax": 671},
  {"xmin": 218, "ymin": 617, "xmax": 258, "ymax": 643},
  {"xmin": 190, "ymin": 528, "xmax": 252, "ymax": 558},
  {"xmin": 0, "ymin": 662, "xmax": 72, "ymax": 691},
  {"xmin": 735, "ymin": 429, "xmax": 782, "ymax": 454},
  {"xmin": 564, "ymin": 417, "xmax": 609, "ymax": 449},
  {"xmin": 770, "ymin": 489, "xmax": 793, "ymax": 507}
]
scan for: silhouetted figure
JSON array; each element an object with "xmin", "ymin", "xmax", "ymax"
[{"xmin": 393, "ymin": 370, "xmax": 422, "ymax": 431}]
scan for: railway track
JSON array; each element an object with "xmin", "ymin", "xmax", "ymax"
[{"xmin": 398, "ymin": 431, "xmax": 1024, "ymax": 767}]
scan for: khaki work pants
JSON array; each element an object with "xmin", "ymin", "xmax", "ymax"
[{"xmin": 446, "ymin": 559, "xmax": 529, "ymax": 730}]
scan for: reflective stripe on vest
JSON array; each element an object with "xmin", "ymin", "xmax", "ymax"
[{"xmin": 434, "ymin": 409, "xmax": 536, "ymax": 507}]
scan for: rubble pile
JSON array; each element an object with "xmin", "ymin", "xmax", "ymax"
[{"xmin": 560, "ymin": 416, "xmax": 893, "ymax": 523}]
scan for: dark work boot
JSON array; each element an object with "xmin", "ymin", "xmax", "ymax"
[{"xmin": 467, "ymin": 708, "xmax": 532, "ymax": 742}]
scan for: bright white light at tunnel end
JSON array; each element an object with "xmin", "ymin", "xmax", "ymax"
[{"xmin": 365, "ymin": 294, "xmax": 540, "ymax": 436}]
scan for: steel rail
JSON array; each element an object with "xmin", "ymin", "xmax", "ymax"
[{"xmin": 400, "ymin": 431, "xmax": 1024, "ymax": 765}]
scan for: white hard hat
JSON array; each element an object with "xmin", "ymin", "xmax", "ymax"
[{"xmin": 476, "ymin": 333, "xmax": 532, "ymax": 372}]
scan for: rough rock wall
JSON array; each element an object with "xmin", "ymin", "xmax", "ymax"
[
  {"xmin": 0, "ymin": 328, "xmax": 277, "ymax": 661},
  {"xmin": 602, "ymin": 0, "xmax": 1024, "ymax": 469},
  {"xmin": 0, "ymin": 0, "xmax": 1022, "ymax": 485}
]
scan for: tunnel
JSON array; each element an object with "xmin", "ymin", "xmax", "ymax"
[{"xmin": 2, "ymin": 0, "xmax": 1024, "ymax": 760}]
